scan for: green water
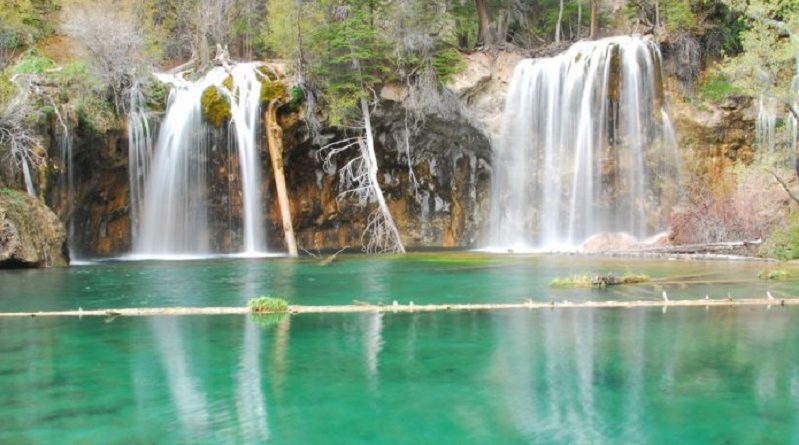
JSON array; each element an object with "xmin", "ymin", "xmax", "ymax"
[
  {"xmin": 0, "ymin": 309, "xmax": 798, "ymax": 444},
  {"xmin": 0, "ymin": 253, "xmax": 797, "ymax": 311},
  {"xmin": 1, "ymin": 253, "xmax": 799, "ymax": 443}
]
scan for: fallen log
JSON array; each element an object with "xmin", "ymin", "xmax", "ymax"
[{"xmin": 0, "ymin": 297, "xmax": 795, "ymax": 318}]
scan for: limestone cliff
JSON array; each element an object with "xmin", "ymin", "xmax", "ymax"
[{"xmin": 0, "ymin": 189, "xmax": 68, "ymax": 267}]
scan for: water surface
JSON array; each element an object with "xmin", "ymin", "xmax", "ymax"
[
  {"xmin": 0, "ymin": 253, "xmax": 795, "ymax": 311},
  {"xmin": 0, "ymin": 307, "xmax": 797, "ymax": 444}
]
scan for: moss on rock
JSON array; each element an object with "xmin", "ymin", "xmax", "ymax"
[
  {"xmin": 0, "ymin": 188, "xmax": 68, "ymax": 268},
  {"xmin": 201, "ymin": 86, "xmax": 232, "ymax": 128},
  {"xmin": 261, "ymin": 81, "xmax": 287, "ymax": 104}
]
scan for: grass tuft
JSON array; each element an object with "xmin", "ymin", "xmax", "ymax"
[{"xmin": 248, "ymin": 296, "xmax": 289, "ymax": 313}]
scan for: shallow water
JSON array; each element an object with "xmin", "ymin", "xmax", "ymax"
[
  {"xmin": 0, "ymin": 308, "xmax": 798, "ymax": 444},
  {"xmin": 0, "ymin": 253, "xmax": 796, "ymax": 311}
]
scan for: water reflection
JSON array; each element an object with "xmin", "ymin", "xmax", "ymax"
[{"xmin": 1, "ymin": 308, "xmax": 798, "ymax": 444}]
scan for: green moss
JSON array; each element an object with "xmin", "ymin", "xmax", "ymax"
[
  {"xmin": 222, "ymin": 75, "xmax": 234, "ymax": 91},
  {"xmin": 248, "ymin": 296, "xmax": 289, "ymax": 313},
  {"xmin": 758, "ymin": 269, "xmax": 790, "ymax": 280},
  {"xmin": 699, "ymin": 74, "xmax": 737, "ymax": 103},
  {"xmin": 201, "ymin": 86, "xmax": 231, "ymax": 128},
  {"xmin": 260, "ymin": 81, "xmax": 287, "ymax": 103},
  {"xmin": 256, "ymin": 65, "xmax": 277, "ymax": 81}
]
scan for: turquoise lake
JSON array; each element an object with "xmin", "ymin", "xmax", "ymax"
[{"xmin": 1, "ymin": 253, "xmax": 798, "ymax": 444}]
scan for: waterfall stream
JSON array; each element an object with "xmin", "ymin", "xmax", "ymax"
[
  {"xmin": 488, "ymin": 36, "xmax": 681, "ymax": 251},
  {"xmin": 129, "ymin": 64, "xmax": 267, "ymax": 257}
]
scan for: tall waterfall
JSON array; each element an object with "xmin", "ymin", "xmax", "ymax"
[
  {"xmin": 130, "ymin": 63, "xmax": 267, "ymax": 257},
  {"xmin": 488, "ymin": 36, "xmax": 680, "ymax": 251}
]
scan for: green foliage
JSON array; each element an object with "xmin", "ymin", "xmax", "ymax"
[
  {"xmin": 764, "ymin": 212, "xmax": 799, "ymax": 261},
  {"xmin": 74, "ymin": 95, "xmax": 116, "ymax": 134},
  {"xmin": 758, "ymin": 269, "xmax": 790, "ymax": 280},
  {"xmin": 141, "ymin": 77, "xmax": 169, "ymax": 112},
  {"xmin": 698, "ymin": 73, "xmax": 737, "ymax": 102},
  {"xmin": 309, "ymin": 1, "xmax": 392, "ymax": 125},
  {"xmin": 0, "ymin": 0, "xmax": 59, "ymax": 52},
  {"xmin": 248, "ymin": 296, "xmax": 290, "ymax": 313},
  {"xmin": 663, "ymin": 0, "xmax": 697, "ymax": 33},
  {"xmin": 200, "ymin": 86, "xmax": 231, "ymax": 128},
  {"xmin": 11, "ymin": 49, "xmax": 54, "ymax": 75},
  {"xmin": 289, "ymin": 86, "xmax": 304, "ymax": 109},
  {"xmin": 431, "ymin": 48, "xmax": 466, "ymax": 83},
  {"xmin": 721, "ymin": 0, "xmax": 799, "ymax": 105}
]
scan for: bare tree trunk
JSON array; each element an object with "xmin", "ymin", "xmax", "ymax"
[
  {"xmin": 590, "ymin": 0, "xmax": 599, "ymax": 40},
  {"xmin": 475, "ymin": 0, "xmax": 492, "ymax": 47},
  {"xmin": 264, "ymin": 100, "xmax": 298, "ymax": 257},
  {"xmin": 360, "ymin": 97, "xmax": 405, "ymax": 254},
  {"xmin": 556, "ymin": 0, "xmax": 565, "ymax": 42},
  {"xmin": 577, "ymin": 0, "xmax": 583, "ymax": 39}
]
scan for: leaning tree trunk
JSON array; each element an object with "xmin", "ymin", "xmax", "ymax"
[
  {"xmin": 590, "ymin": 0, "xmax": 599, "ymax": 39},
  {"xmin": 475, "ymin": 0, "xmax": 493, "ymax": 47},
  {"xmin": 555, "ymin": 0, "xmax": 565, "ymax": 42},
  {"xmin": 360, "ymin": 97, "xmax": 405, "ymax": 254},
  {"xmin": 264, "ymin": 100, "xmax": 298, "ymax": 257}
]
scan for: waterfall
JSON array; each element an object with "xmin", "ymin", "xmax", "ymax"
[
  {"xmin": 54, "ymin": 105, "xmax": 76, "ymax": 256},
  {"xmin": 128, "ymin": 84, "xmax": 154, "ymax": 247},
  {"xmin": 488, "ymin": 36, "xmax": 680, "ymax": 251},
  {"xmin": 756, "ymin": 95, "xmax": 778, "ymax": 152},
  {"xmin": 130, "ymin": 63, "xmax": 267, "ymax": 257}
]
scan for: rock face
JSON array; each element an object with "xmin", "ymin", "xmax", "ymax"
[
  {"xmin": 278, "ymin": 100, "xmax": 492, "ymax": 251},
  {"xmin": 0, "ymin": 189, "xmax": 68, "ymax": 267}
]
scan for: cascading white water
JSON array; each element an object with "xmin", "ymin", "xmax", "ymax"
[
  {"xmin": 130, "ymin": 63, "xmax": 267, "ymax": 256},
  {"xmin": 127, "ymin": 84, "xmax": 154, "ymax": 247},
  {"xmin": 54, "ymin": 104, "xmax": 77, "ymax": 255},
  {"xmin": 488, "ymin": 36, "xmax": 680, "ymax": 251},
  {"xmin": 756, "ymin": 95, "xmax": 778, "ymax": 152},
  {"xmin": 227, "ymin": 64, "xmax": 265, "ymax": 253}
]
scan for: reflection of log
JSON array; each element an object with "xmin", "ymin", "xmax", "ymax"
[
  {"xmin": 2, "ymin": 298, "xmax": 795, "ymax": 318},
  {"xmin": 265, "ymin": 99, "xmax": 298, "ymax": 257}
]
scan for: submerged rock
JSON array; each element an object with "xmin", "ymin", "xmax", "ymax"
[{"xmin": 0, "ymin": 189, "xmax": 68, "ymax": 267}]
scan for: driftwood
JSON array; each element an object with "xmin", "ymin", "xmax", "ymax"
[
  {"xmin": 0, "ymin": 298, "xmax": 794, "ymax": 318},
  {"xmin": 320, "ymin": 246, "xmax": 349, "ymax": 266},
  {"xmin": 264, "ymin": 99, "xmax": 298, "ymax": 257}
]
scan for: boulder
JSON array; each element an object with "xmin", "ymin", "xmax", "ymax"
[
  {"xmin": 0, "ymin": 189, "xmax": 68, "ymax": 268},
  {"xmin": 581, "ymin": 232, "xmax": 640, "ymax": 253}
]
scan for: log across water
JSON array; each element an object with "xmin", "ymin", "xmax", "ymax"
[{"xmin": 0, "ymin": 298, "xmax": 796, "ymax": 318}]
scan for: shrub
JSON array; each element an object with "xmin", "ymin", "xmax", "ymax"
[
  {"xmin": 11, "ymin": 50, "xmax": 55, "ymax": 75},
  {"xmin": 763, "ymin": 212, "xmax": 799, "ymax": 260},
  {"xmin": 248, "ymin": 296, "xmax": 289, "ymax": 313}
]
